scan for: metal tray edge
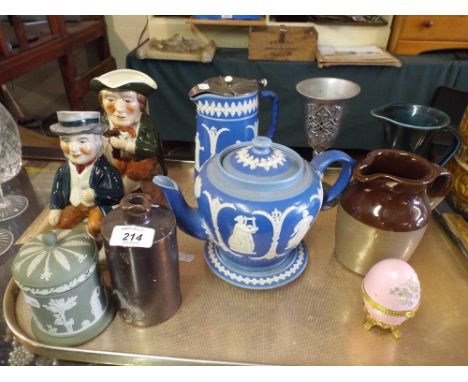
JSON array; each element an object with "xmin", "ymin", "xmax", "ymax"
[{"xmin": 3, "ymin": 279, "xmax": 254, "ymax": 366}]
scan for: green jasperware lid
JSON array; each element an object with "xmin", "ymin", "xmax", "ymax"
[{"xmin": 12, "ymin": 229, "xmax": 97, "ymax": 293}]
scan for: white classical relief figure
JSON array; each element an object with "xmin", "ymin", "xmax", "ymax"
[
  {"xmin": 228, "ymin": 216, "xmax": 259, "ymax": 255},
  {"xmin": 253, "ymin": 206, "xmax": 297, "ymax": 260},
  {"xmin": 89, "ymin": 287, "xmax": 104, "ymax": 322},
  {"xmin": 286, "ymin": 210, "xmax": 314, "ymax": 250}
]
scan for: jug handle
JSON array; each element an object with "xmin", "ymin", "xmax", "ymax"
[
  {"xmin": 259, "ymin": 90, "xmax": 279, "ymax": 138},
  {"xmin": 311, "ymin": 150, "xmax": 356, "ymax": 206},
  {"xmin": 427, "ymin": 166, "xmax": 452, "ymax": 210},
  {"xmin": 433, "ymin": 125, "xmax": 461, "ymax": 166}
]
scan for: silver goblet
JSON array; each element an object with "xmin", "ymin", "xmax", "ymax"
[
  {"xmin": 296, "ymin": 77, "xmax": 361, "ymax": 157},
  {"xmin": 296, "ymin": 77, "xmax": 360, "ymax": 207}
]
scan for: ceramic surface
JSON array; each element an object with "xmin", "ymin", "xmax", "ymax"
[
  {"xmin": 11, "ymin": 228, "xmax": 115, "ymax": 346},
  {"xmin": 335, "ymin": 149, "xmax": 452, "ymax": 275},
  {"xmin": 48, "ymin": 111, "xmax": 124, "ymax": 238},
  {"xmin": 91, "ymin": 69, "xmax": 167, "ymax": 205},
  {"xmin": 189, "ymin": 76, "xmax": 279, "ymax": 176},
  {"xmin": 154, "ymin": 136, "xmax": 355, "ymax": 289},
  {"xmin": 363, "ymin": 258, "xmax": 421, "ymax": 327},
  {"xmin": 371, "ymin": 103, "xmax": 461, "ymax": 166}
]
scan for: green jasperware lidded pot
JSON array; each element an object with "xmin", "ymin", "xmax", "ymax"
[{"xmin": 11, "ymin": 228, "xmax": 115, "ymax": 346}]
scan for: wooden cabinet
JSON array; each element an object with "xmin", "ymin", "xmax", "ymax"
[{"xmin": 388, "ymin": 15, "xmax": 468, "ymax": 55}]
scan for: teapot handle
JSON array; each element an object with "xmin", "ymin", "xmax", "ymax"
[
  {"xmin": 259, "ymin": 90, "xmax": 279, "ymax": 139},
  {"xmin": 427, "ymin": 165, "xmax": 452, "ymax": 210},
  {"xmin": 311, "ymin": 150, "xmax": 356, "ymax": 206}
]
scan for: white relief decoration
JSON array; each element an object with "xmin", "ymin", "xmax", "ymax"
[
  {"xmin": 90, "ymin": 287, "xmax": 104, "ymax": 321},
  {"xmin": 14, "ymin": 230, "xmax": 89, "ymax": 282},
  {"xmin": 227, "ymin": 216, "xmax": 259, "ymax": 255},
  {"xmin": 207, "ymin": 242, "xmax": 306, "ymax": 287},
  {"xmin": 235, "ymin": 147, "xmax": 286, "ymax": 171},
  {"xmin": 310, "ymin": 192, "xmax": 323, "ymax": 211},
  {"xmin": 43, "ymin": 296, "xmax": 78, "ymax": 333},
  {"xmin": 80, "ymin": 287, "xmax": 106, "ymax": 329},
  {"xmin": 201, "ymin": 221, "xmax": 215, "ymax": 242},
  {"xmin": 197, "ymin": 98, "xmax": 258, "ymax": 118},
  {"xmin": 201, "ymin": 123, "xmax": 230, "ymax": 158},
  {"xmin": 203, "ymin": 190, "xmax": 236, "ymax": 252},
  {"xmin": 253, "ymin": 206, "xmax": 298, "ymax": 260},
  {"xmin": 194, "ymin": 175, "xmax": 202, "ymax": 199},
  {"xmin": 194, "ymin": 131, "xmax": 205, "ymax": 172},
  {"xmin": 18, "ymin": 262, "xmax": 97, "ymax": 296},
  {"xmin": 246, "ymin": 121, "xmax": 258, "ymax": 137},
  {"xmin": 285, "ymin": 210, "xmax": 314, "ymax": 250}
]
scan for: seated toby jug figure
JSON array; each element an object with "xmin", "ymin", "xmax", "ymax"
[
  {"xmin": 48, "ymin": 111, "xmax": 124, "ymax": 238},
  {"xmin": 90, "ymin": 69, "xmax": 166, "ymax": 204}
]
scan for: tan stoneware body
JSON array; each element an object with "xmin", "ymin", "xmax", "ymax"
[{"xmin": 335, "ymin": 149, "xmax": 451, "ymax": 275}]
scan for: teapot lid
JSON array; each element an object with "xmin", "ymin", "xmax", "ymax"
[
  {"xmin": 209, "ymin": 137, "xmax": 313, "ymax": 201},
  {"xmin": 188, "ymin": 75, "xmax": 267, "ymax": 97}
]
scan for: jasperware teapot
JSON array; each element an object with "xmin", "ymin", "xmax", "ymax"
[{"xmin": 154, "ymin": 136, "xmax": 355, "ymax": 289}]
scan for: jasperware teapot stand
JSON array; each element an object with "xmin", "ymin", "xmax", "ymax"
[
  {"xmin": 154, "ymin": 136, "xmax": 355, "ymax": 290},
  {"xmin": 204, "ymin": 241, "xmax": 308, "ymax": 290}
]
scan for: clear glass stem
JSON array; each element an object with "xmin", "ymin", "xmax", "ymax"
[
  {"xmin": 313, "ymin": 148, "xmax": 323, "ymax": 158},
  {"xmin": 0, "ymin": 184, "xmax": 11, "ymax": 209}
]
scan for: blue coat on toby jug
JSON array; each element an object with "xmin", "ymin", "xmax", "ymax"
[{"xmin": 154, "ymin": 136, "xmax": 355, "ymax": 290}]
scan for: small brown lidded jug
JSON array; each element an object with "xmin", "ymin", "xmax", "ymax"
[
  {"xmin": 101, "ymin": 193, "xmax": 181, "ymax": 327},
  {"xmin": 335, "ymin": 149, "xmax": 452, "ymax": 275}
]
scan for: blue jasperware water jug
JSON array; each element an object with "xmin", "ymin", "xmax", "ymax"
[{"xmin": 188, "ymin": 75, "xmax": 279, "ymax": 176}]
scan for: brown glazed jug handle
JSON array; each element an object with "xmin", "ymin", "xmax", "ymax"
[{"xmin": 427, "ymin": 165, "xmax": 452, "ymax": 210}]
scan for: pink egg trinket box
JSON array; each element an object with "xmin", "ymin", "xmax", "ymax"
[{"xmin": 361, "ymin": 258, "xmax": 421, "ymax": 339}]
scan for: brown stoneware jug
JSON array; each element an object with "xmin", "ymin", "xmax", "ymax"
[{"xmin": 335, "ymin": 149, "xmax": 452, "ymax": 275}]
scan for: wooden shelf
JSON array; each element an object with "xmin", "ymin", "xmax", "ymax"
[{"xmin": 186, "ymin": 17, "xmax": 266, "ymax": 27}]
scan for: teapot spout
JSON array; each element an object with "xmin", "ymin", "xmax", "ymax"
[{"xmin": 153, "ymin": 176, "xmax": 209, "ymax": 241}]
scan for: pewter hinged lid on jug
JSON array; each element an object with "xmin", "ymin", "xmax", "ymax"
[{"xmin": 188, "ymin": 75, "xmax": 267, "ymax": 97}]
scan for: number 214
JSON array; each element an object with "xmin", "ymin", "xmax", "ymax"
[{"xmin": 122, "ymin": 233, "xmax": 143, "ymax": 241}]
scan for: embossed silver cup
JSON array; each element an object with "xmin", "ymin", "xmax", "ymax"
[{"xmin": 296, "ymin": 77, "xmax": 361, "ymax": 156}]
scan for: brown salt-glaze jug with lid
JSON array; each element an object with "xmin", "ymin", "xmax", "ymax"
[{"xmin": 335, "ymin": 149, "xmax": 452, "ymax": 275}]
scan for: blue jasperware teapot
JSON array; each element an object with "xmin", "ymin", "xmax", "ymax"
[{"xmin": 154, "ymin": 136, "xmax": 355, "ymax": 289}]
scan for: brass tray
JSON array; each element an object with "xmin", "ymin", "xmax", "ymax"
[{"xmin": 4, "ymin": 162, "xmax": 468, "ymax": 365}]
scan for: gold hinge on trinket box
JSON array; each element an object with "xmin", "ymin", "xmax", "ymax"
[{"xmin": 361, "ymin": 283, "xmax": 420, "ymax": 318}]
